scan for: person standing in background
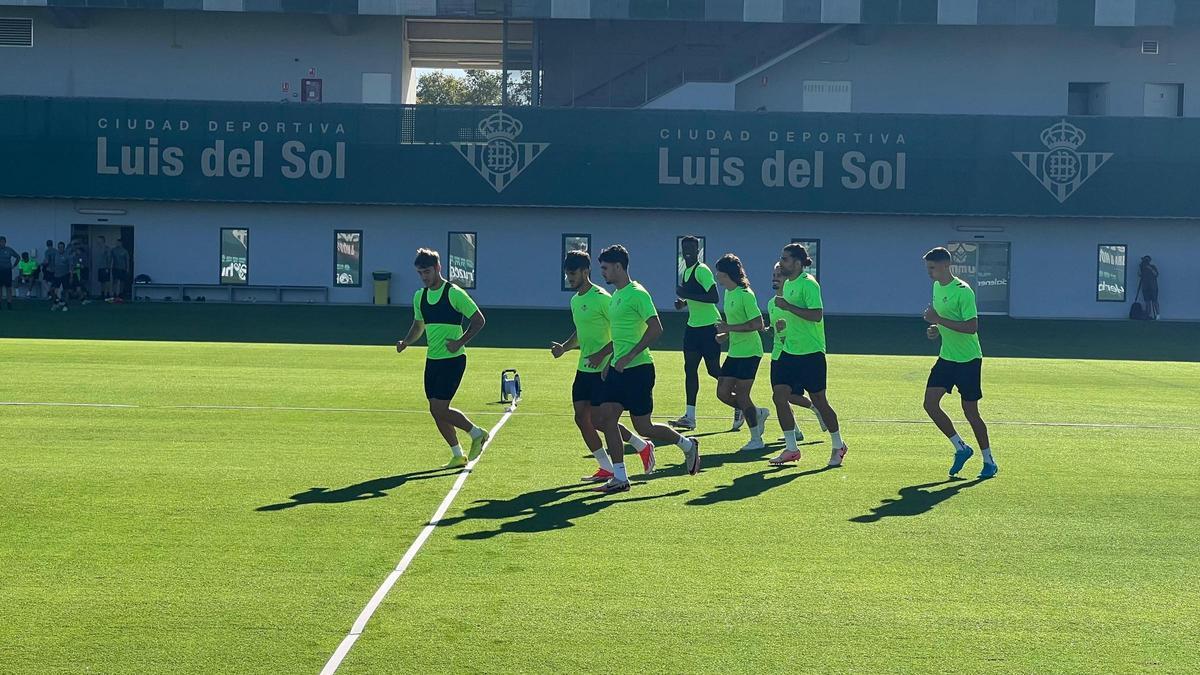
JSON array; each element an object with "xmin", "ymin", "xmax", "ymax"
[
  {"xmin": 0, "ymin": 237, "xmax": 20, "ymax": 310},
  {"xmin": 108, "ymin": 239, "xmax": 131, "ymax": 303},
  {"xmin": 96, "ymin": 235, "xmax": 113, "ymax": 301},
  {"xmin": 41, "ymin": 239, "xmax": 57, "ymax": 302},
  {"xmin": 1139, "ymin": 256, "xmax": 1160, "ymax": 320}
]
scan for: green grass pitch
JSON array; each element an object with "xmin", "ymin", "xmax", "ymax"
[{"xmin": 2, "ymin": 338, "xmax": 1198, "ymax": 673}]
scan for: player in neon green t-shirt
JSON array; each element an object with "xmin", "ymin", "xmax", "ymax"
[
  {"xmin": 762, "ymin": 262, "xmax": 827, "ymax": 441},
  {"xmin": 669, "ymin": 235, "xmax": 727, "ymax": 432},
  {"xmin": 770, "ymin": 242, "xmax": 848, "ymax": 468},
  {"xmin": 551, "ymin": 249, "xmax": 656, "ymax": 483},
  {"xmin": 588, "ymin": 244, "xmax": 700, "ymax": 494},
  {"xmin": 710, "ymin": 253, "xmax": 772, "ymax": 451},
  {"xmin": 921, "ymin": 247, "xmax": 996, "ymax": 479},
  {"xmin": 396, "ymin": 248, "xmax": 491, "ymax": 469}
]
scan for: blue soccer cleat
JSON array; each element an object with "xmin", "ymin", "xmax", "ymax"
[
  {"xmin": 978, "ymin": 462, "xmax": 998, "ymax": 479},
  {"xmin": 949, "ymin": 446, "xmax": 974, "ymax": 476}
]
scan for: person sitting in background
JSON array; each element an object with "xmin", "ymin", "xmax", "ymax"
[
  {"xmin": 17, "ymin": 252, "xmax": 39, "ymax": 299},
  {"xmin": 0, "ymin": 236, "xmax": 20, "ymax": 310}
]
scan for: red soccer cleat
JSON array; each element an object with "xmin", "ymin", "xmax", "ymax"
[
  {"xmin": 583, "ymin": 468, "xmax": 614, "ymax": 483},
  {"xmin": 637, "ymin": 442, "xmax": 657, "ymax": 475}
]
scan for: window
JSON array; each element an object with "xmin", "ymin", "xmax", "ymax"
[
  {"xmin": 447, "ymin": 232, "xmax": 477, "ymax": 289},
  {"xmin": 802, "ymin": 81, "xmax": 852, "ymax": 113},
  {"xmin": 1144, "ymin": 83, "xmax": 1183, "ymax": 117},
  {"xmin": 1068, "ymin": 82, "xmax": 1108, "ymax": 116},
  {"xmin": 334, "ymin": 230, "xmax": 363, "ymax": 287},
  {"xmin": 219, "ymin": 228, "xmax": 249, "ymax": 285},
  {"xmin": 790, "ymin": 238, "xmax": 820, "ymax": 282},
  {"xmin": 562, "ymin": 233, "xmax": 591, "ymax": 291},
  {"xmin": 1097, "ymin": 244, "xmax": 1127, "ymax": 302},
  {"xmin": 676, "ymin": 235, "xmax": 706, "ymax": 285}
]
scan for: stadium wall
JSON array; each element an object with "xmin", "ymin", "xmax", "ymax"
[
  {"xmin": 1, "ymin": 198, "xmax": 1194, "ymax": 321},
  {"xmin": 735, "ymin": 24, "xmax": 1200, "ymax": 115},
  {"xmin": 0, "ymin": 8, "xmax": 406, "ymax": 104}
]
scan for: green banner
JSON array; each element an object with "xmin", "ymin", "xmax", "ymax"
[{"xmin": 2, "ymin": 96, "xmax": 1199, "ymax": 218}]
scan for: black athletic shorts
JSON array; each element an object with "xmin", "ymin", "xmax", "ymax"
[
  {"xmin": 571, "ymin": 370, "xmax": 605, "ymax": 406},
  {"xmin": 0, "ymin": 274, "xmax": 11, "ymax": 289},
  {"xmin": 769, "ymin": 359, "xmax": 784, "ymax": 387},
  {"xmin": 927, "ymin": 357, "xmax": 983, "ymax": 402},
  {"xmin": 775, "ymin": 351, "xmax": 827, "ymax": 395},
  {"xmin": 424, "ymin": 355, "xmax": 467, "ymax": 401},
  {"xmin": 98, "ymin": 269, "xmax": 111, "ymax": 283},
  {"xmin": 69, "ymin": 270, "xmax": 87, "ymax": 290},
  {"xmin": 113, "ymin": 270, "xmax": 130, "ymax": 285},
  {"xmin": 683, "ymin": 324, "xmax": 721, "ymax": 358},
  {"xmin": 720, "ymin": 355, "xmax": 761, "ymax": 380},
  {"xmin": 601, "ymin": 363, "xmax": 655, "ymax": 417}
]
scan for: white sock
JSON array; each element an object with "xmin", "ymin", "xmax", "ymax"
[
  {"xmin": 468, "ymin": 426, "xmax": 485, "ymax": 440},
  {"xmin": 685, "ymin": 405, "xmax": 696, "ymax": 419},
  {"xmin": 981, "ymin": 447, "xmax": 994, "ymax": 464},
  {"xmin": 613, "ymin": 462, "xmax": 628, "ymax": 482},
  {"xmin": 450, "ymin": 444, "xmax": 464, "ymax": 458},
  {"xmin": 950, "ymin": 434, "xmax": 967, "ymax": 451},
  {"xmin": 593, "ymin": 448, "xmax": 614, "ymax": 472},
  {"xmin": 784, "ymin": 429, "xmax": 798, "ymax": 452},
  {"xmin": 675, "ymin": 436, "xmax": 693, "ymax": 451},
  {"xmin": 830, "ymin": 431, "xmax": 844, "ymax": 448},
  {"xmin": 627, "ymin": 435, "xmax": 648, "ymax": 451}
]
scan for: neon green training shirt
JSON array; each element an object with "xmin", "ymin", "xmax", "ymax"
[
  {"xmin": 767, "ymin": 300, "xmax": 786, "ymax": 361},
  {"xmin": 412, "ymin": 282, "xmax": 479, "ymax": 360},
  {"xmin": 682, "ymin": 263, "xmax": 722, "ymax": 328},
  {"xmin": 570, "ymin": 284, "xmax": 612, "ymax": 373},
  {"xmin": 933, "ymin": 277, "xmax": 983, "ymax": 362},
  {"xmin": 724, "ymin": 286, "xmax": 764, "ymax": 359},
  {"xmin": 780, "ymin": 273, "xmax": 825, "ymax": 356},
  {"xmin": 610, "ymin": 281, "xmax": 657, "ymax": 368}
]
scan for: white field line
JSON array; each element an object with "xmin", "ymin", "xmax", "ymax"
[
  {"xmin": 318, "ymin": 405, "xmax": 517, "ymax": 675},
  {"xmin": 2, "ymin": 400, "xmax": 1196, "ymax": 431}
]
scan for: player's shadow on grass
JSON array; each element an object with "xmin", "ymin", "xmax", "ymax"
[
  {"xmin": 439, "ymin": 484, "xmax": 689, "ymax": 539},
  {"xmin": 850, "ymin": 478, "xmax": 986, "ymax": 523},
  {"xmin": 255, "ymin": 467, "xmax": 460, "ymax": 511},
  {"xmin": 687, "ymin": 465, "xmax": 836, "ymax": 506}
]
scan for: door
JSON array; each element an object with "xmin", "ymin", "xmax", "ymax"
[
  {"xmin": 946, "ymin": 241, "xmax": 1010, "ymax": 315},
  {"xmin": 71, "ymin": 224, "xmax": 134, "ymax": 298}
]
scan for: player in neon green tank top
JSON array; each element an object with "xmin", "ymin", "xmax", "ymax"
[
  {"xmin": 551, "ymin": 249, "xmax": 655, "ymax": 483},
  {"xmin": 669, "ymin": 235, "xmax": 726, "ymax": 432},
  {"xmin": 922, "ymin": 247, "xmax": 996, "ymax": 479},
  {"xmin": 709, "ymin": 253, "xmax": 772, "ymax": 450},
  {"xmin": 770, "ymin": 243, "xmax": 848, "ymax": 468},
  {"xmin": 396, "ymin": 248, "xmax": 491, "ymax": 469}
]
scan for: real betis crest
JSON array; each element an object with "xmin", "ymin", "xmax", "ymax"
[
  {"xmin": 452, "ymin": 112, "xmax": 549, "ymax": 193},
  {"xmin": 1013, "ymin": 120, "xmax": 1113, "ymax": 204}
]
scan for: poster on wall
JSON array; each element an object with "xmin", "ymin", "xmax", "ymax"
[
  {"xmin": 335, "ymin": 230, "xmax": 362, "ymax": 287},
  {"xmin": 448, "ymin": 232, "xmax": 477, "ymax": 289},
  {"xmin": 220, "ymin": 228, "xmax": 249, "ymax": 285},
  {"xmin": 1097, "ymin": 244, "xmax": 1127, "ymax": 302},
  {"xmin": 562, "ymin": 233, "xmax": 591, "ymax": 291}
]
